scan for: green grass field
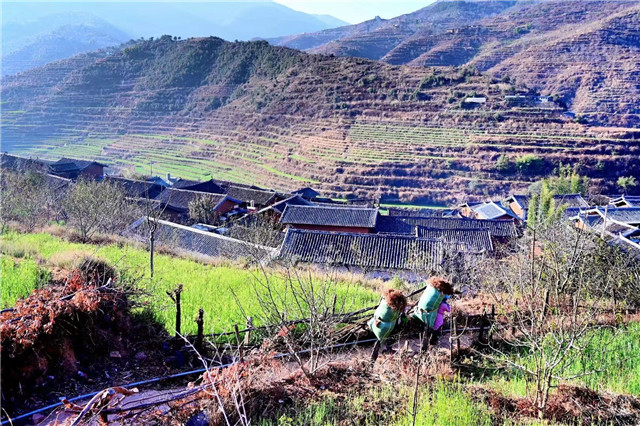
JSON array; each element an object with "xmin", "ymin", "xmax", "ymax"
[{"xmin": 0, "ymin": 231, "xmax": 379, "ymax": 335}]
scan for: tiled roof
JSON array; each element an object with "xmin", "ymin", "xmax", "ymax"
[
  {"xmin": 104, "ymin": 176, "xmax": 164, "ymax": 199},
  {"xmin": 49, "ymin": 157, "xmax": 107, "ymax": 173},
  {"xmin": 0, "ymin": 153, "xmax": 48, "ymax": 173},
  {"xmin": 129, "ymin": 218, "xmax": 276, "ymax": 262},
  {"xmin": 609, "ymin": 195, "xmax": 640, "ymax": 207},
  {"xmin": 281, "ymin": 205, "xmax": 379, "ymax": 228},
  {"xmin": 508, "ymin": 194, "xmax": 530, "ymax": 210},
  {"xmin": 154, "ymin": 189, "xmax": 231, "ymax": 213},
  {"xmin": 226, "ymin": 185, "xmax": 279, "ymax": 207},
  {"xmin": 43, "ymin": 174, "xmax": 72, "ymax": 197},
  {"xmin": 553, "ymin": 193, "xmax": 589, "ymax": 208},
  {"xmin": 415, "ymin": 227, "xmax": 493, "ymax": 252},
  {"xmin": 608, "ymin": 235, "xmax": 640, "ymax": 260},
  {"xmin": 472, "ymin": 202, "xmax": 509, "ymax": 220},
  {"xmin": 260, "ymin": 195, "xmax": 313, "ymax": 215},
  {"xmin": 388, "ymin": 216, "xmax": 518, "ymax": 238},
  {"xmin": 171, "ymin": 179, "xmax": 224, "ymax": 194},
  {"xmin": 375, "ymin": 215, "xmax": 415, "ymax": 234},
  {"xmin": 597, "ymin": 207, "xmax": 640, "ymax": 225},
  {"xmin": 278, "ymin": 229, "xmax": 443, "ymax": 271},
  {"xmin": 387, "ymin": 207, "xmax": 453, "ymax": 217},
  {"xmin": 292, "ymin": 187, "xmax": 321, "ymax": 199}
]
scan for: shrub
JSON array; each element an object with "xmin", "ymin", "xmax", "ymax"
[
  {"xmin": 515, "ymin": 154, "xmax": 544, "ymax": 175},
  {"xmin": 495, "ymin": 155, "xmax": 513, "ymax": 173}
]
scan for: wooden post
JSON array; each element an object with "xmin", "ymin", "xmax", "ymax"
[
  {"xmin": 453, "ymin": 316, "xmax": 460, "ymax": 353},
  {"xmin": 234, "ymin": 324, "xmax": 243, "ymax": 361},
  {"xmin": 166, "ymin": 284, "xmax": 183, "ymax": 337},
  {"xmin": 512, "ymin": 300, "xmax": 517, "ymax": 336},
  {"xmin": 479, "ymin": 310, "xmax": 486, "ymax": 345},
  {"xmin": 195, "ymin": 308, "xmax": 204, "ymax": 352},
  {"xmin": 331, "ymin": 294, "xmax": 337, "ymax": 316},
  {"xmin": 244, "ymin": 317, "xmax": 253, "ymax": 345}
]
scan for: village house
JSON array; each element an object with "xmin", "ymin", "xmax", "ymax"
[
  {"xmin": 280, "ymin": 205, "xmax": 379, "ymax": 233},
  {"xmin": 415, "ymin": 227, "xmax": 493, "ymax": 253},
  {"xmin": 503, "ymin": 195, "xmax": 530, "ymax": 221},
  {"xmin": 48, "ymin": 157, "xmax": 107, "ymax": 180},
  {"xmin": 292, "ymin": 187, "xmax": 321, "ymax": 200},
  {"xmin": 171, "ymin": 178, "xmax": 225, "ymax": 194},
  {"xmin": 461, "ymin": 201, "xmax": 515, "ymax": 221},
  {"xmin": 154, "ymin": 188, "xmax": 241, "ymax": 224},
  {"xmin": 253, "ymin": 195, "xmax": 313, "ymax": 223},
  {"xmin": 226, "ymin": 185, "xmax": 284, "ymax": 210},
  {"xmin": 104, "ymin": 176, "xmax": 165, "ymax": 199},
  {"xmin": 278, "ymin": 228, "xmax": 443, "ymax": 274},
  {"xmin": 609, "ymin": 195, "xmax": 640, "ymax": 208}
]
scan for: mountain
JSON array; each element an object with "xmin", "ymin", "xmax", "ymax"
[
  {"xmin": 2, "ymin": 36, "xmax": 638, "ymax": 204},
  {"xmin": 267, "ymin": 0, "xmax": 640, "ymax": 123},
  {"xmin": 1, "ymin": 17, "xmax": 130, "ymax": 76},
  {"xmin": 1, "ymin": 2, "xmax": 348, "ymax": 42},
  {"xmin": 1, "ymin": 1, "xmax": 347, "ymax": 76}
]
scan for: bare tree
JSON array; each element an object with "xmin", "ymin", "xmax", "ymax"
[
  {"xmin": 64, "ymin": 179, "xmax": 137, "ymax": 242},
  {"xmin": 0, "ymin": 170, "xmax": 49, "ymax": 231},
  {"xmin": 188, "ymin": 194, "xmax": 221, "ymax": 225},
  {"xmin": 236, "ymin": 262, "xmax": 365, "ymax": 379},
  {"xmin": 476, "ymin": 222, "xmax": 633, "ymax": 419},
  {"xmin": 139, "ymin": 187, "xmax": 170, "ymax": 279}
]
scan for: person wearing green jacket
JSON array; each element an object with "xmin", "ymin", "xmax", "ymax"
[{"xmin": 369, "ymin": 288, "xmax": 407, "ymax": 362}]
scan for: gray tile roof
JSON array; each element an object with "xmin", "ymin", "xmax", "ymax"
[
  {"xmin": 380, "ymin": 216, "xmax": 518, "ymax": 238},
  {"xmin": 263, "ymin": 195, "xmax": 313, "ymax": 215},
  {"xmin": 376, "ymin": 215, "xmax": 415, "ymax": 234},
  {"xmin": 104, "ymin": 176, "xmax": 164, "ymax": 199},
  {"xmin": 154, "ymin": 189, "xmax": 231, "ymax": 213},
  {"xmin": 226, "ymin": 185, "xmax": 279, "ymax": 207},
  {"xmin": 171, "ymin": 178, "xmax": 225, "ymax": 194},
  {"xmin": 553, "ymin": 193, "xmax": 589, "ymax": 208},
  {"xmin": 387, "ymin": 207, "xmax": 453, "ymax": 217},
  {"xmin": 609, "ymin": 195, "xmax": 640, "ymax": 207},
  {"xmin": 596, "ymin": 207, "xmax": 640, "ymax": 225},
  {"xmin": 0, "ymin": 153, "xmax": 48, "ymax": 173},
  {"xmin": 280, "ymin": 205, "xmax": 379, "ymax": 228},
  {"xmin": 608, "ymin": 235, "xmax": 640, "ymax": 260},
  {"xmin": 278, "ymin": 229, "xmax": 443, "ymax": 271},
  {"xmin": 129, "ymin": 218, "xmax": 276, "ymax": 261},
  {"xmin": 416, "ymin": 227, "xmax": 493, "ymax": 252}
]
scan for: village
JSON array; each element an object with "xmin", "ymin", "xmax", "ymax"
[{"xmin": 2, "ymin": 153, "xmax": 638, "ymax": 275}]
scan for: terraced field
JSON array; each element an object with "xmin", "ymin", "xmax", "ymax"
[{"xmin": 2, "ymin": 37, "xmax": 638, "ymax": 203}]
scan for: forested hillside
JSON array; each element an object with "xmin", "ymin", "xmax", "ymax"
[{"xmin": 2, "ymin": 36, "xmax": 639, "ymax": 203}]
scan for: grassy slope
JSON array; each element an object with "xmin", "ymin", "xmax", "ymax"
[{"xmin": 0, "ymin": 231, "xmax": 379, "ymax": 335}]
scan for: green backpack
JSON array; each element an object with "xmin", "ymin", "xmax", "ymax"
[
  {"xmin": 412, "ymin": 285, "xmax": 444, "ymax": 329},
  {"xmin": 368, "ymin": 298, "xmax": 401, "ymax": 342}
]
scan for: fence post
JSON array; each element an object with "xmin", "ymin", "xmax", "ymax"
[
  {"xmin": 234, "ymin": 324, "xmax": 243, "ymax": 361},
  {"xmin": 479, "ymin": 309, "xmax": 486, "ymax": 345},
  {"xmin": 331, "ymin": 294, "xmax": 337, "ymax": 316},
  {"xmin": 244, "ymin": 317, "xmax": 253, "ymax": 345},
  {"xmin": 453, "ymin": 316, "xmax": 460, "ymax": 353},
  {"xmin": 166, "ymin": 284, "xmax": 183, "ymax": 337},
  {"xmin": 195, "ymin": 308, "xmax": 204, "ymax": 352}
]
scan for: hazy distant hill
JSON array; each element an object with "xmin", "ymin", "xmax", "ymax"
[
  {"xmin": 268, "ymin": 0, "xmax": 640, "ymax": 123},
  {"xmin": 1, "ymin": 17, "xmax": 130, "ymax": 76},
  {"xmin": 1, "ymin": 1, "xmax": 347, "ymax": 76},
  {"xmin": 3, "ymin": 37, "xmax": 638, "ymax": 203}
]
